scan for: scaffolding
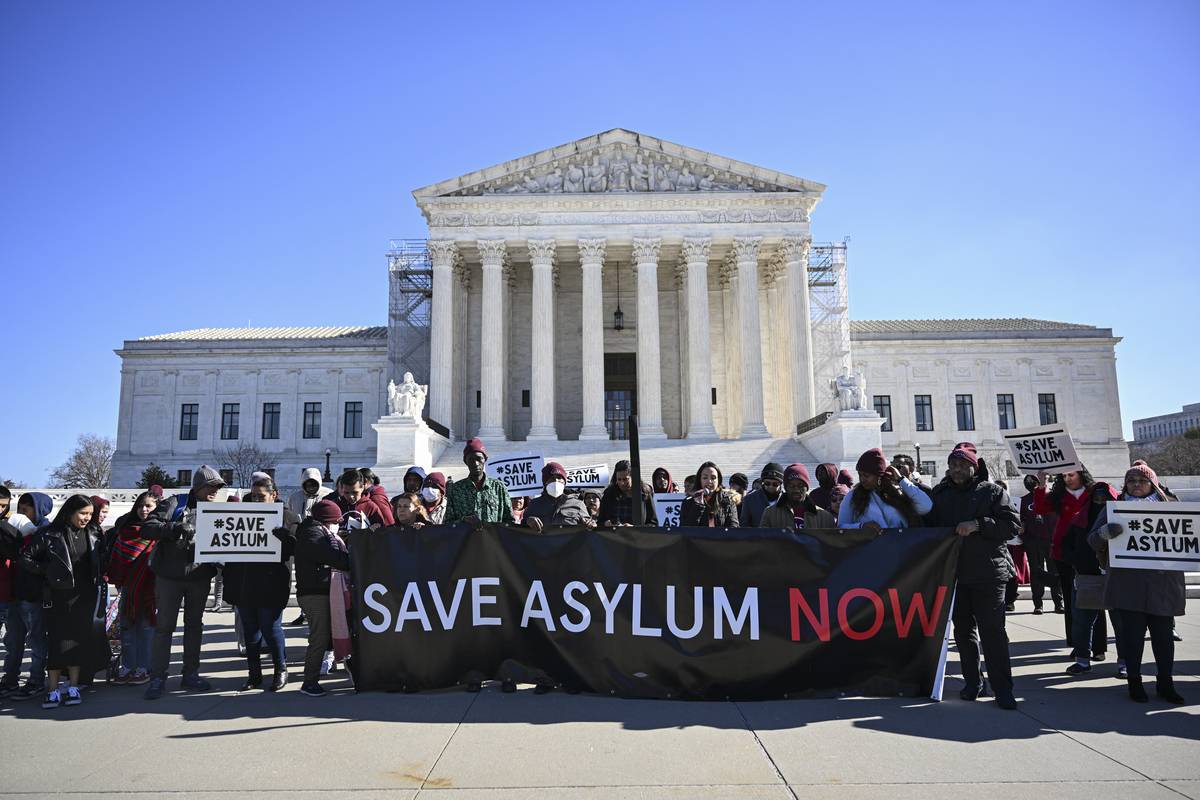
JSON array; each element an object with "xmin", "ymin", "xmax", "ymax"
[
  {"xmin": 808, "ymin": 241, "xmax": 851, "ymax": 414},
  {"xmin": 386, "ymin": 239, "xmax": 433, "ymax": 385}
]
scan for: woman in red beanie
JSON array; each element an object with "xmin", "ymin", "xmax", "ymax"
[{"xmin": 837, "ymin": 448, "xmax": 931, "ymax": 530}]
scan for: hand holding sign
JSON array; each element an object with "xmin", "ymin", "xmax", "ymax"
[
  {"xmin": 196, "ymin": 502, "xmax": 284, "ymax": 563},
  {"xmin": 1003, "ymin": 424, "xmax": 1082, "ymax": 476}
]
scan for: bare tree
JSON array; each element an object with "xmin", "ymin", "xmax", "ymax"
[
  {"xmin": 1131, "ymin": 435, "xmax": 1200, "ymax": 476},
  {"xmin": 216, "ymin": 442, "xmax": 278, "ymax": 489},
  {"xmin": 49, "ymin": 434, "xmax": 116, "ymax": 489}
]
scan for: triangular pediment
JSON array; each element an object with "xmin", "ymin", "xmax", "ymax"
[{"xmin": 412, "ymin": 128, "xmax": 825, "ymax": 199}]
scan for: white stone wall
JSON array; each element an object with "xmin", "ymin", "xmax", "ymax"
[
  {"xmin": 852, "ymin": 334, "xmax": 1130, "ymax": 477},
  {"xmin": 112, "ymin": 343, "xmax": 388, "ymax": 488}
]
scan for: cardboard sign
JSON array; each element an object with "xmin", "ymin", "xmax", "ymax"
[
  {"xmin": 487, "ymin": 454, "xmax": 546, "ymax": 498},
  {"xmin": 195, "ymin": 502, "xmax": 284, "ymax": 563},
  {"xmin": 654, "ymin": 493, "xmax": 687, "ymax": 529},
  {"xmin": 1104, "ymin": 501, "xmax": 1200, "ymax": 572},
  {"xmin": 1002, "ymin": 424, "xmax": 1082, "ymax": 475},
  {"xmin": 565, "ymin": 463, "xmax": 610, "ymax": 490}
]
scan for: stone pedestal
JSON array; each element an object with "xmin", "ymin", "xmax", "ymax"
[
  {"xmin": 372, "ymin": 415, "xmax": 450, "ymax": 487},
  {"xmin": 797, "ymin": 410, "xmax": 884, "ymax": 471}
]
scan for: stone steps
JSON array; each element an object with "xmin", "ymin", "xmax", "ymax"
[{"xmin": 429, "ymin": 436, "xmax": 822, "ymax": 486}]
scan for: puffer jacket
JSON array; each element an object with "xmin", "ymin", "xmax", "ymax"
[
  {"xmin": 140, "ymin": 492, "xmax": 218, "ymax": 583},
  {"xmin": 680, "ymin": 490, "xmax": 741, "ymax": 528},
  {"xmin": 293, "ymin": 517, "xmax": 350, "ymax": 597},
  {"xmin": 926, "ymin": 474, "xmax": 1020, "ymax": 583}
]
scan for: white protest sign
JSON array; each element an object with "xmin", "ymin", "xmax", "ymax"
[
  {"xmin": 654, "ymin": 493, "xmax": 687, "ymax": 529},
  {"xmin": 195, "ymin": 502, "xmax": 284, "ymax": 564},
  {"xmin": 487, "ymin": 454, "xmax": 546, "ymax": 498},
  {"xmin": 565, "ymin": 463, "xmax": 610, "ymax": 490},
  {"xmin": 1104, "ymin": 501, "xmax": 1200, "ymax": 572},
  {"xmin": 1002, "ymin": 424, "xmax": 1082, "ymax": 475}
]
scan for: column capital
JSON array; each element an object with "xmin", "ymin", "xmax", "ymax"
[
  {"xmin": 428, "ymin": 240, "xmax": 458, "ymax": 268},
  {"xmin": 778, "ymin": 235, "xmax": 812, "ymax": 263},
  {"xmin": 681, "ymin": 237, "xmax": 710, "ymax": 264},
  {"xmin": 527, "ymin": 238, "xmax": 557, "ymax": 266},
  {"xmin": 731, "ymin": 236, "xmax": 762, "ymax": 263},
  {"xmin": 477, "ymin": 239, "xmax": 507, "ymax": 266},
  {"xmin": 631, "ymin": 237, "xmax": 662, "ymax": 263},
  {"xmin": 577, "ymin": 237, "xmax": 607, "ymax": 264}
]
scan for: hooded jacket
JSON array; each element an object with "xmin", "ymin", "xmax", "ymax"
[
  {"xmin": 4, "ymin": 493, "xmax": 54, "ymax": 602},
  {"xmin": 651, "ymin": 468, "xmax": 677, "ymax": 494},
  {"xmin": 293, "ymin": 516, "xmax": 351, "ymax": 597},
  {"xmin": 140, "ymin": 466, "xmax": 224, "ymax": 582},
  {"xmin": 323, "ymin": 489, "xmax": 395, "ymax": 527},
  {"xmin": 926, "ymin": 471, "xmax": 1019, "ymax": 583},
  {"xmin": 808, "ymin": 464, "xmax": 839, "ymax": 511},
  {"xmin": 286, "ymin": 467, "xmax": 325, "ymax": 519}
]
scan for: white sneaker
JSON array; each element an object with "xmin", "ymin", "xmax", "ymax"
[
  {"xmin": 42, "ymin": 689, "xmax": 62, "ymax": 709},
  {"xmin": 320, "ymin": 651, "xmax": 334, "ymax": 676},
  {"xmin": 64, "ymin": 686, "xmax": 82, "ymax": 706}
]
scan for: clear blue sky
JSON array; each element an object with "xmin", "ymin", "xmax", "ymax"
[{"xmin": 2, "ymin": 1, "xmax": 1196, "ymax": 484}]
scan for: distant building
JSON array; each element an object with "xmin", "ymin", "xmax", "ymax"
[{"xmin": 1133, "ymin": 403, "xmax": 1200, "ymax": 443}]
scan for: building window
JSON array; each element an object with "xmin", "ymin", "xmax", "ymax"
[
  {"xmin": 179, "ymin": 403, "xmax": 199, "ymax": 441},
  {"xmin": 521, "ymin": 390, "xmax": 530, "ymax": 408},
  {"xmin": 997, "ymin": 394, "xmax": 1017, "ymax": 430},
  {"xmin": 303, "ymin": 402, "xmax": 322, "ymax": 439},
  {"xmin": 262, "ymin": 402, "xmax": 280, "ymax": 439},
  {"xmin": 220, "ymin": 403, "xmax": 240, "ymax": 440},
  {"xmin": 914, "ymin": 395, "xmax": 934, "ymax": 432},
  {"xmin": 873, "ymin": 395, "xmax": 893, "ymax": 431},
  {"xmin": 955, "ymin": 394, "xmax": 975, "ymax": 431},
  {"xmin": 176, "ymin": 469, "xmax": 192, "ymax": 486},
  {"xmin": 344, "ymin": 401, "xmax": 363, "ymax": 439},
  {"xmin": 1038, "ymin": 393, "xmax": 1057, "ymax": 425},
  {"xmin": 219, "ymin": 469, "xmax": 234, "ymax": 486},
  {"xmin": 920, "ymin": 461, "xmax": 938, "ymax": 479}
]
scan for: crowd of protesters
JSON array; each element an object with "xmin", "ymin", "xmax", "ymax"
[{"xmin": 0, "ymin": 435, "xmax": 1187, "ymax": 710}]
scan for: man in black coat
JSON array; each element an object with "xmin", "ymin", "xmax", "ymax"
[
  {"xmin": 926, "ymin": 443, "xmax": 1021, "ymax": 710},
  {"xmin": 140, "ymin": 465, "xmax": 224, "ymax": 700},
  {"xmin": 524, "ymin": 462, "xmax": 594, "ymax": 532}
]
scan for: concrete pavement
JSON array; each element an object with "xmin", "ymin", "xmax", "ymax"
[{"xmin": 1, "ymin": 601, "xmax": 1196, "ymax": 799}]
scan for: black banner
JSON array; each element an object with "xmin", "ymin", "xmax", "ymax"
[{"xmin": 348, "ymin": 525, "xmax": 960, "ymax": 700}]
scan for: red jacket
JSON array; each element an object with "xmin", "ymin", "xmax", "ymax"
[
  {"xmin": 1033, "ymin": 485, "xmax": 1089, "ymax": 561},
  {"xmin": 325, "ymin": 489, "xmax": 395, "ymax": 528}
]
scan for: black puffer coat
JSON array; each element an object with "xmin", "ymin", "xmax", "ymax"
[
  {"xmin": 293, "ymin": 517, "xmax": 350, "ymax": 597},
  {"xmin": 141, "ymin": 493, "xmax": 218, "ymax": 583},
  {"xmin": 926, "ymin": 474, "xmax": 1019, "ymax": 583},
  {"xmin": 680, "ymin": 490, "xmax": 741, "ymax": 528},
  {"xmin": 222, "ymin": 509, "xmax": 300, "ymax": 609}
]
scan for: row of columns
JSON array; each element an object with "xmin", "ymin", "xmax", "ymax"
[{"xmin": 426, "ymin": 236, "xmax": 816, "ymax": 442}]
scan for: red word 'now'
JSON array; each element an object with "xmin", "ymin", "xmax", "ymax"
[{"xmin": 789, "ymin": 586, "xmax": 949, "ymax": 642}]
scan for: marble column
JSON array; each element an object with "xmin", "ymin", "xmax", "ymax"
[
  {"xmin": 781, "ymin": 236, "xmax": 815, "ymax": 424},
  {"xmin": 526, "ymin": 239, "xmax": 558, "ymax": 441},
  {"xmin": 427, "ymin": 240, "xmax": 457, "ymax": 438},
  {"xmin": 476, "ymin": 239, "xmax": 507, "ymax": 440},
  {"xmin": 734, "ymin": 237, "xmax": 769, "ymax": 437},
  {"xmin": 632, "ymin": 237, "xmax": 666, "ymax": 439},
  {"xmin": 577, "ymin": 238, "xmax": 608, "ymax": 440},
  {"xmin": 764, "ymin": 263, "xmax": 786, "ymax": 436},
  {"xmin": 682, "ymin": 237, "xmax": 717, "ymax": 439},
  {"xmin": 720, "ymin": 252, "xmax": 742, "ymax": 437}
]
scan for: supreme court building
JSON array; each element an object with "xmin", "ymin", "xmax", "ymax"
[{"xmin": 112, "ymin": 129, "xmax": 1130, "ymax": 486}]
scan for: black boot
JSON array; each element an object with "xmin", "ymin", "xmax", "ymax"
[
  {"xmin": 1128, "ymin": 679, "xmax": 1148, "ymax": 703},
  {"xmin": 269, "ymin": 670, "xmax": 288, "ymax": 692},
  {"xmin": 240, "ymin": 647, "xmax": 263, "ymax": 691},
  {"xmin": 1156, "ymin": 679, "xmax": 1185, "ymax": 705}
]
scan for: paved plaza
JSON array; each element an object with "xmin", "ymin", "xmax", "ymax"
[{"xmin": 2, "ymin": 601, "xmax": 1197, "ymax": 800}]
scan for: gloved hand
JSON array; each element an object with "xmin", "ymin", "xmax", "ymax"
[{"xmin": 1098, "ymin": 522, "xmax": 1124, "ymax": 541}]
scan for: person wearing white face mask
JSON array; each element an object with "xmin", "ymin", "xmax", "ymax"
[
  {"xmin": 292, "ymin": 500, "xmax": 350, "ymax": 697},
  {"xmin": 524, "ymin": 462, "xmax": 594, "ymax": 533},
  {"xmin": 419, "ymin": 472, "xmax": 448, "ymax": 525}
]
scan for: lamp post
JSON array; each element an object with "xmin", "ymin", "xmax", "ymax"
[
  {"xmin": 914, "ymin": 442, "xmax": 922, "ymax": 472},
  {"xmin": 324, "ymin": 448, "xmax": 332, "ymax": 482}
]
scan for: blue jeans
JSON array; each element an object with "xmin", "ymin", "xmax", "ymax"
[
  {"xmin": 121, "ymin": 620, "xmax": 154, "ymax": 674},
  {"xmin": 3, "ymin": 600, "xmax": 47, "ymax": 687},
  {"xmin": 236, "ymin": 606, "xmax": 286, "ymax": 671}
]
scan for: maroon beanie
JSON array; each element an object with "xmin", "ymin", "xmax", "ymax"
[
  {"xmin": 837, "ymin": 469, "xmax": 854, "ymax": 487},
  {"xmin": 463, "ymin": 437, "xmax": 487, "ymax": 460},
  {"xmin": 855, "ymin": 448, "xmax": 888, "ymax": 476},
  {"xmin": 949, "ymin": 441, "xmax": 979, "ymax": 467},
  {"xmin": 149, "ymin": 484, "xmax": 164, "ymax": 498},
  {"xmin": 90, "ymin": 495, "xmax": 110, "ymax": 511},
  {"xmin": 311, "ymin": 499, "xmax": 342, "ymax": 525},
  {"xmin": 542, "ymin": 461, "xmax": 567, "ymax": 484},
  {"xmin": 829, "ymin": 484, "xmax": 850, "ymax": 504},
  {"xmin": 423, "ymin": 471, "xmax": 447, "ymax": 493},
  {"xmin": 783, "ymin": 463, "xmax": 811, "ymax": 489}
]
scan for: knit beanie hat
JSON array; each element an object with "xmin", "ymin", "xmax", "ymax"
[
  {"xmin": 1125, "ymin": 463, "xmax": 1158, "ymax": 487},
  {"xmin": 829, "ymin": 484, "xmax": 850, "ymax": 504},
  {"xmin": 423, "ymin": 471, "xmax": 447, "ymax": 493},
  {"xmin": 463, "ymin": 437, "xmax": 487, "ymax": 460},
  {"xmin": 90, "ymin": 495, "xmax": 109, "ymax": 511},
  {"xmin": 837, "ymin": 469, "xmax": 855, "ymax": 487},
  {"xmin": 949, "ymin": 441, "xmax": 979, "ymax": 467},
  {"xmin": 761, "ymin": 462, "xmax": 785, "ymax": 482},
  {"xmin": 542, "ymin": 461, "xmax": 567, "ymax": 484},
  {"xmin": 855, "ymin": 448, "xmax": 888, "ymax": 476},
  {"xmin": 192, "ymin": 464, "xmax": 225, "ymax": 491},
  {"xmin": 783, "ymin": 463, "xmax": 811, "ymax": 488},
  {"xmin": 311, "ymin": 499, "xmax": 343, "ymax": 525}
]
